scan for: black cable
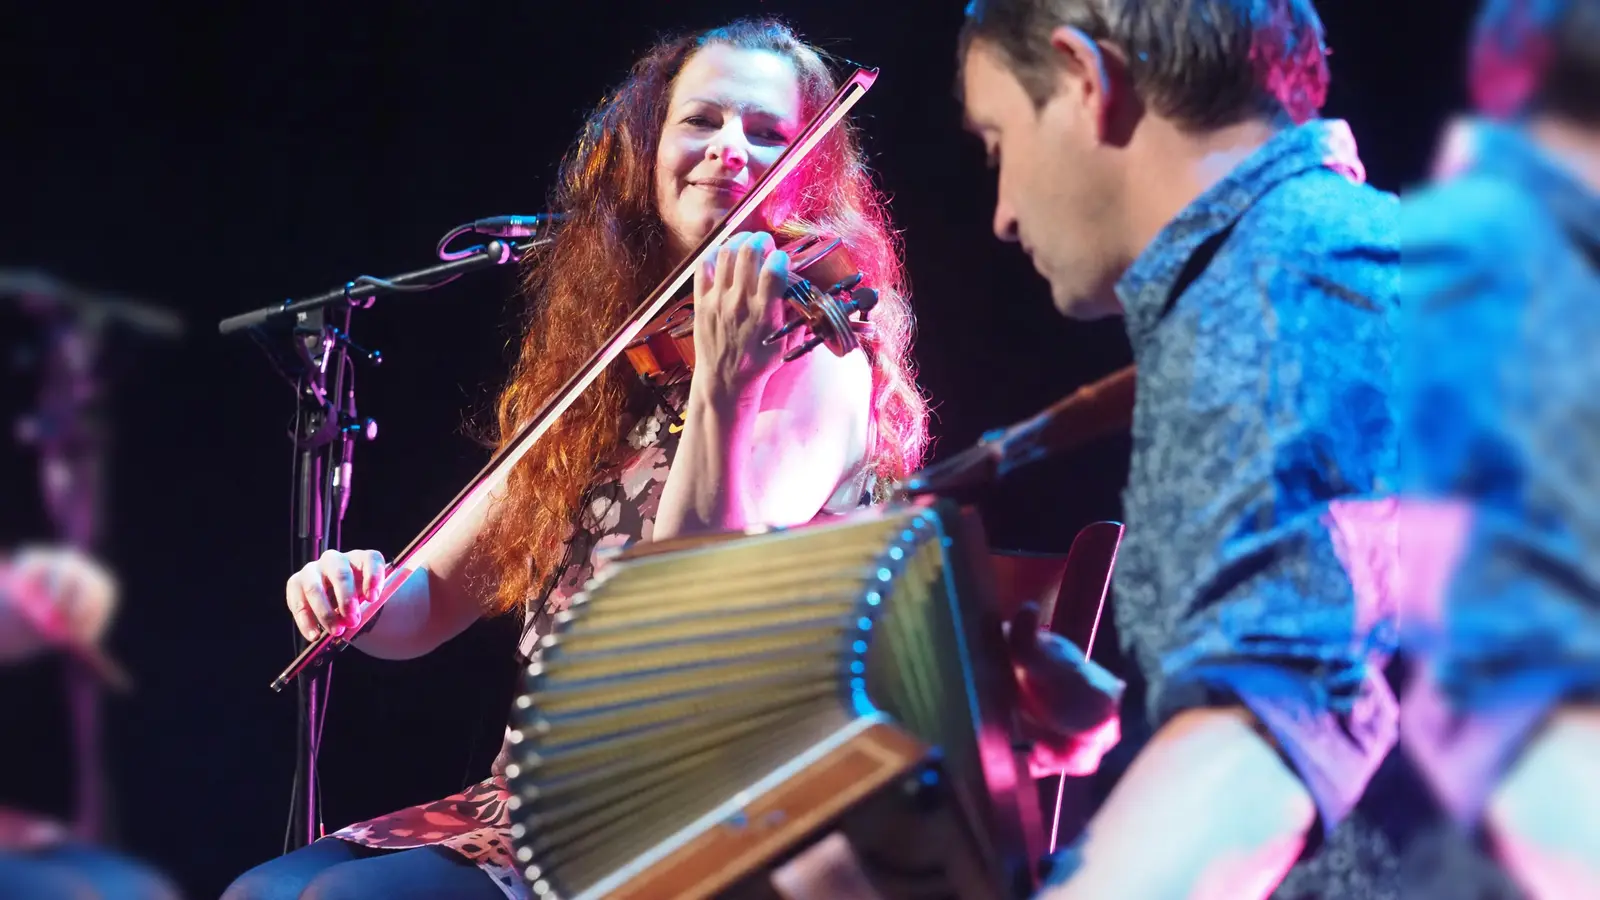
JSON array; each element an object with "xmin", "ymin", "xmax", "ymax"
[
  {"xmin": 306, "ymin": 309, "xmax": 354, "ymax": 841},
  {"xmin": 349, "ymin": 273, "xmax": 464, "ymax": 293},
  {"xmin": 283, "ymin": 380, "xmax": 307, "ymax": 855},
  {"xmin": 253, "ymin": 223, "xmax": 527, "ymax": 851}
]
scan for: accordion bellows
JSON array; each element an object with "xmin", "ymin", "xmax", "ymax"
[{"xmin": 506, "ymin": 500, "xmax": 1042, "ymax": 899}]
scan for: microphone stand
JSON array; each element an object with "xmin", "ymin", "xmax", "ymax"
[
  {"xmin": 217, "ymin": 239, "xmax": 527, "ymax": 335},
  {"xmin": 217, "ymin": 237, "xmax": 532, "ymax": 852},
  {"xmin": 285, "ymin": 299, "xmax": 357, "ymax": 852},
  {"xmin": 23, "ymin": 317, "xmax": 114, "ymax": 847},
  {"xmin": 11, "ymin": 279, "xmax": 181, "ymax": 847}
]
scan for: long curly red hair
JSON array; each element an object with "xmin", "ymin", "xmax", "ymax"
[{"xmin": 482, "ymin": 19, "xmax": 928, "ymax": 618}]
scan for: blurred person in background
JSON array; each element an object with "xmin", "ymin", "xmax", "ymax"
[
  {"xmin": 1399, "ymin": 1, "xmax": 1600, "ymax": 897},
  {"xmin": 0, "ymin": 545, "xmax": 182, "ymax": 900}
]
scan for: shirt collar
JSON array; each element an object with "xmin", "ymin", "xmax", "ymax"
[
  {"xmin": 1116, "ymin": 118, "xmax": 1369, "ymax": 343},
  {"xmin": 1433, "ymin": 116, "xmax": 1600, "ymax": 252}
]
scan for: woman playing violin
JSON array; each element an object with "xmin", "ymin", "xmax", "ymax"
[{"xmin": 223, "ymin": 17, "xmax": 927, "ymax": 900}]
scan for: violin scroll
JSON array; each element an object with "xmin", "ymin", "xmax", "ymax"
[{"xmin": 765, "ymin": 234, "xmax": 879, "ymax": 363}]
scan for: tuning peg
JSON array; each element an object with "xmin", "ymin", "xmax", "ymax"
[
  {"xmin": 783, "ymin": 335, "xmax": 827, "ymax": 362},
  {"xmin": 763, "ymin": 316, "xmax": 806, "ymax": 346},
  {"xmin": 822, "ymin": 273, "xmax": 864, "ymax": 296},
  {"xmin": 845, "ymin": 288, "xmax": 878, "ymax": 322}
]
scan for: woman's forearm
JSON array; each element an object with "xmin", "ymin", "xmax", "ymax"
[
  {"xmin": 348, "ymin": 499, "xmax": 496, "ymax": 660},
  {"xmin": 653, "ymin": 382, "xmax": 763, "ymax": 540},
  {"xmin": 347, "ymin": 565, "xmax": 452, "ymax": 660},
  {"xmin": 654, "ymin": 350, "xmax": 869, "ymax": 542}
]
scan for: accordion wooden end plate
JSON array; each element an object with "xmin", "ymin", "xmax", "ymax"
[{"xmin": 603, "ymin": 721, "xmax": 927, "ymax": 900}]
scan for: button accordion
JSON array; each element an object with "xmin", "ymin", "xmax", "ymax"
[{"xmin": 505, "ymin": 499, "xmax": 1046, "ymax": 899}]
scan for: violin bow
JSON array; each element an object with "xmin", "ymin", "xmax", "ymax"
[{"xmin": 272, "ymin": 66, "xmax": 881, "ymax": 690}]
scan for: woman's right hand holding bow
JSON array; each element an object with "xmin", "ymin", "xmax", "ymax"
[{"xmin": 286, "ymin": 549, "xmax": 388, "ymax": 642}]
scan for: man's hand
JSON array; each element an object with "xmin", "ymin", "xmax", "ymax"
[{"xmin": 1007, "ymin": 602, "xmax": 1125, "ymax": 778}]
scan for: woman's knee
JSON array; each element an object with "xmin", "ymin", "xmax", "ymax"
[
  {"xmin": 219, "ymin": 865, "xmax": 302, "ymax": 900},
  {"xmin": 220, "ymin": 841, "xmax": 359, "ymax": 900},
  {"xmin": 296, "ymin": 870, "xmax": 368, "ymax": 900},
  {"xmin": 295, "ymin": 848, "xmax": 504, "ymax": 900}
]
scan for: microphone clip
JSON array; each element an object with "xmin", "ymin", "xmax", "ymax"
[{"xmin": 437, "ymin": 213, "xmax": 564, "ymax": 261}]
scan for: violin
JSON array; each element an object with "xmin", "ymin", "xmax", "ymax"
[{"xmin": 623, "ymin": 230, "xmax": 881, "ymax": 387}]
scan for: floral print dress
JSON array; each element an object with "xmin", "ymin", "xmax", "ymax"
[{"xmin": 327, "ymin": 390, "xmax": 691, "ymax": 899}]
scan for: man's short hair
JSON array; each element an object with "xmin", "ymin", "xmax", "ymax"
[
  {"xmin": 959, "ymin": 0, "xmax": 1331, "ymax": 129},
  {"xmin": 1472, "ymin": 0, "xmax": 1600, "ymax": 124}
]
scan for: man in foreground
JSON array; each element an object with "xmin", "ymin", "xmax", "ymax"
[{"xmin": 956, "ymin": 1, "xmax": 1399, "ymax": 896}]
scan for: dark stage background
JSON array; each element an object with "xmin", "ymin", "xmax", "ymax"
[{"xmin": 5, "ymin": 1, "xmax": 1468, "ymax": 896}]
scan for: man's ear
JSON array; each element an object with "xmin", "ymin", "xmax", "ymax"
[{"xmin": 1047, "ymin": 26, "xmax": 1114, "ymax": 137}]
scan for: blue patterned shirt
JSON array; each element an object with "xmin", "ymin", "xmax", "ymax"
[
  {"xmin": 1111, "ymin": 119, "xmax": 1401, "ymax": 717},
  {"xmin": 1400, "ymin": 118, "xmax": 1600, "ymax": 692}
]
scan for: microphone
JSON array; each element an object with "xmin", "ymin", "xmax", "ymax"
[
  {"xmin": 434, "ymin": 214, "xmax": 564, "ymax": 262},
  {"xmin": 468, "ymin": 213, "xmax": 565, "ymax": 238}
]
